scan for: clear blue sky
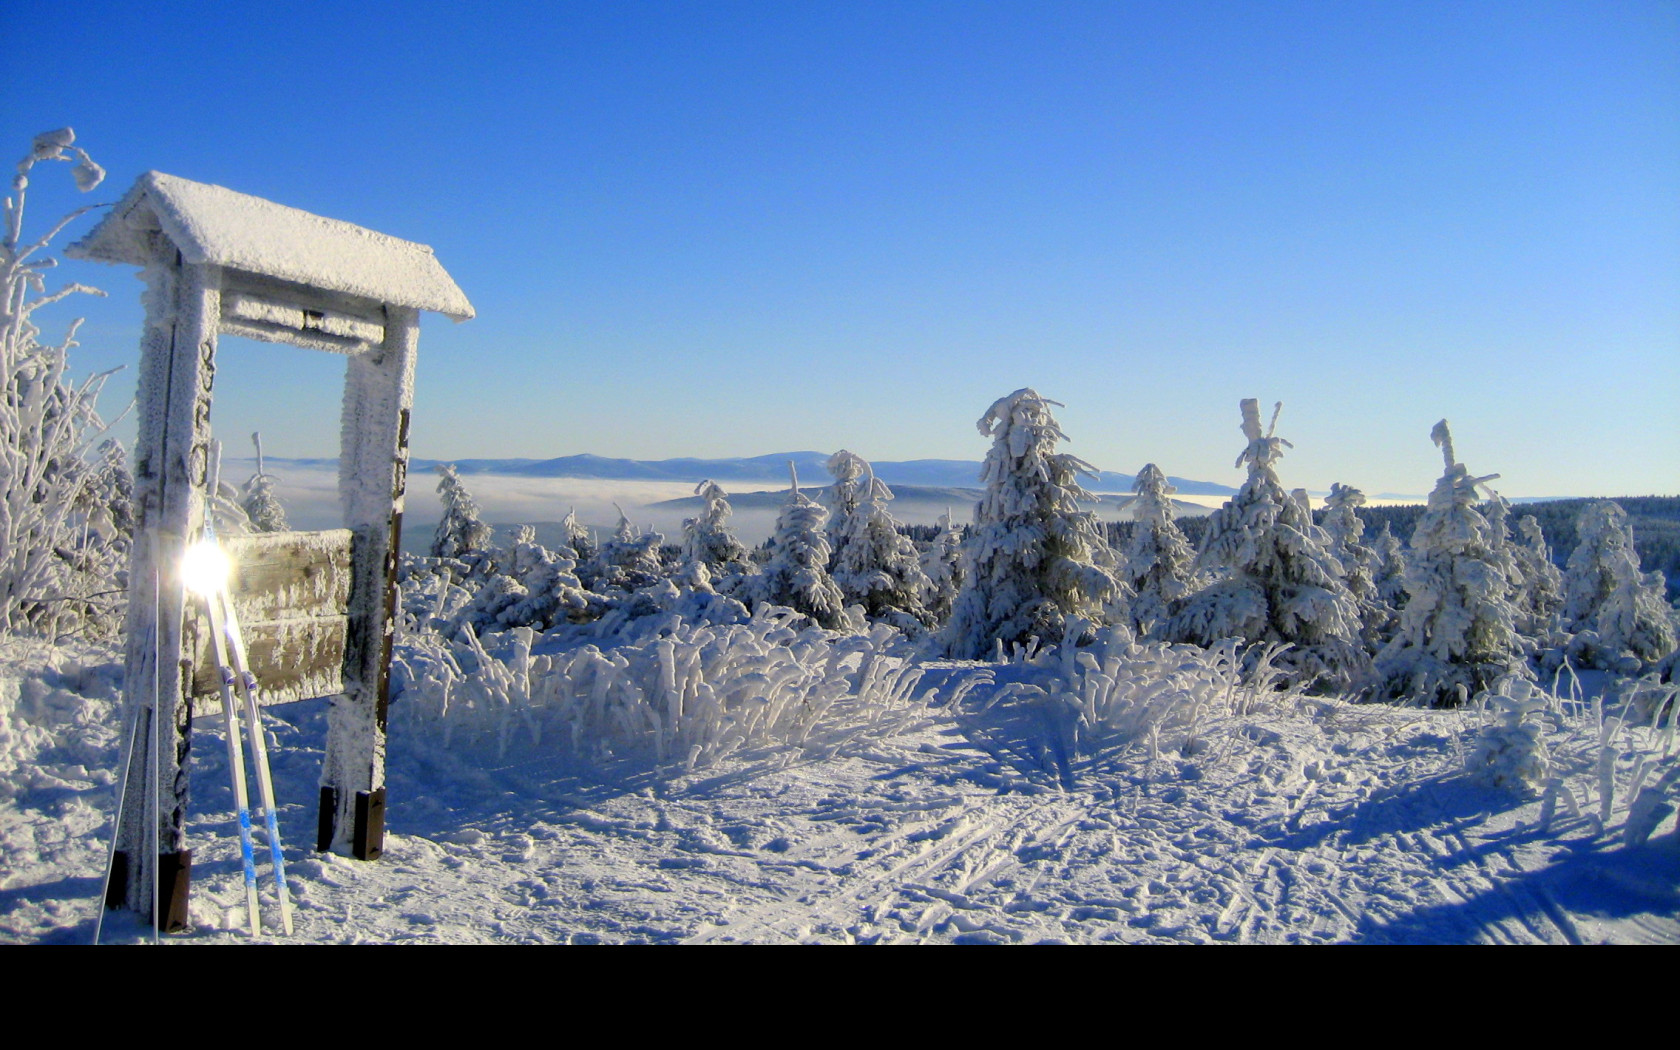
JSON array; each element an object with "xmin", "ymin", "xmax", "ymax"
[{"xmin": 4, "ymin": 1, "xmax": 1676, "ymax": 498}]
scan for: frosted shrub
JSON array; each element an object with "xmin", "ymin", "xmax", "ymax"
[
  {"xmin": 1, "ymin": 129, "xmax": 118, "ymax": 635},
  {"xmin": 393, "ymin": 609, "xmax": 956, "ymax": 769},
  {"xmin": 239, "ymin": 432, "xmax": 289, "ymax": 533},
  {"xmin": 1169, "ymin": 401, "xmax": 1367, "ymax": 692},
  {"xmin": 1466, "ymin": 676, "xmax": 1550, "ymax": 794},
  {"xmin": 941, "ymin": 389, "xmax": 1123, "ymax": 660},
  {"xmin": 1050, "ymin": 623, "xmax": 1242, "ymax": 757},
  {"xmin": 581, "ymin": 507, "xmax": 667, "ymax": 594}
]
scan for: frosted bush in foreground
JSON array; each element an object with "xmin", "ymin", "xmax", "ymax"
[
  {"xmin": 392, "ymin": 609, "xmax": 974, "ymax": 769},
  {"xmin": 1466, "ymin": 676, "xmax": 1550, "ymax": 794},
  {"xmin": 1, "ymin": 129, "xmax": 117, "ymax": 635}
]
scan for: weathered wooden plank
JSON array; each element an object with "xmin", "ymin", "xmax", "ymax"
[
  {"xmin": 183, "ymin": 529, "xmax": 353, "ymax": 706},
  {"xmin": 188, "ymin": 614, "xmax": 348, "ymax": 706},
  {"xmin": 218, "ymin": 530, "xmax": 353, "ymax": 620}
]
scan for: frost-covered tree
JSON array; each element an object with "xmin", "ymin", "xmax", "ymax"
[
  {"xmin": 1320, "ymin": 482, "xmax": 1387, "ymax": 647},
  {"xmin": 51, "ymin": 437, "xmax": 133, "ymax": 637},
  {"xmin": 583, "ymin": 506, "xmax": 666, "ymax": 593},
  {"xmin": 431, "ymin": 464, "xmax": 494, "ymax": 559},
  {"xmin": 560, "ymin": 507, "xmax": 594, "ymax": 563},
  {"xmin": 754, "ymin": 464, "xmax": 849, "ymax": 629},
  {"xmin": 1374, "ymin": 420, "xmax": 1526, "ymax": 705},
  {"xmin": 1562, "ymin": 501, "xmax": 1676, "ymax": 669},
  {"xmin": 827, "ymin": 460, "xmax": 932, "ymax": 632},
  {"xmin": 823, "ymin": 449, "xmax": 870, "ymax": 562},
  {"xmin": 940, "ymin": 389, "xmax": 1123, "ymax": 660},
  {"xmin": 919, "ymin": 510, "xmax": 965, "ymax": 626},
  {"xmin": 1370, "ymin": 520, "xmax": 1411, "ymax": 641},
  {"xmin": 1120, "ymin": 463, "xmax": 1196, "ymax": 638},
  {"xmin": 1169, "ymin": 400, "xmax": 1367, "ymax": 691},
  {"xmin": 240, "ymin": 431, "xmax": 289, "ymax": 533},
  {"xmin": 682, "ymin": 479, "xmax": 751, "ymax": 576},
  {"xmin": 1511, "ymin": 514, "xmax": 1564, "ymax": 642},
  {"xmin": 462, "ymin": 524, "xmax": 590, "ymax": 633},
  {"xmin": 1, "ymin": 128, "xmax": 115, "ymax": 633}
]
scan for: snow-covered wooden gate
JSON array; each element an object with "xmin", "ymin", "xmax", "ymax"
[{"xmin": 69, "ymin": 173, "xmax": 472, "ymax": 927}]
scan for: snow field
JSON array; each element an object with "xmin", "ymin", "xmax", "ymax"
[{"xmin": 4, "ymin": 628, "xmax": 1676, "ymax": 944}]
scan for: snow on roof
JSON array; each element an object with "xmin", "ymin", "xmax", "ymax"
[{"xmin": 68, "ymin": 171, "xmax": 474, "ymax": 321}]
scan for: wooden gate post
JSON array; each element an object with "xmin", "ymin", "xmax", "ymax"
[{"xmin": 321, "ymin": 306, "xmax": 419, "ymax": 859}]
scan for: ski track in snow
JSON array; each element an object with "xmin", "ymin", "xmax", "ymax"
[{"xmin": 2, "ymin": 641, "xmax": 1677, "ymax": 945}]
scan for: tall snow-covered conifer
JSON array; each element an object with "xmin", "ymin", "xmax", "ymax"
[
  {"xmin": 1374, "ymin": 420, "xmax": 1526, "ymax": 704},
  {"xmin": 1169, "ymin": 400, "xmax": 1367, "ymax": 691},
  {"xmin": 940, "ymin": 389, "xmax": 1122, "ymax": 660}
]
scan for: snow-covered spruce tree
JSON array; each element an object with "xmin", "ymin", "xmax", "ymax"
[
  {"xmin": 1168, "ymin": 401, "xmax": 1367, "ymax": 691},
  {"xmin": 682, "ymin": 479, "xmax": 751, "ymax": 576},
  {"xmin": 0, "ymin": 128, "xmax": 116, "ymax": 634},
  {"xmin": 462, "ymin": 524, "xmax": 589, "ymax": 633},
  {"xmin": 753, "ymin": 463, "xmax": 850, "ymax": 630},
  {"xmin": 827, "ymin": 460, "xmax": 933, "ymax": 633},
  {"xmin": 1120, "ymin": 463, "xmax": 1196, "ymax": 638},
  {"xmin": 431, "ymin": 464, "xmax": 494, "ymax": 560},
  {"xmin": 1374, "ymin": 420, "xmax": 1526, "ymax": 705},
  {"xmin": 1562, "ymin": 501, "xmax": 1676, "ymax": 670},
  {"xmin": 582, "ymin": 506, "xmax": 666, "ymax": 593},
  {"xmin": 919, "ymin": 510, "xmax": 965, "ymax": 626},
  {"xmin": 940, "ymin": 389, "xmax": 1124, "ymax": 660},
  {"xmin": 1320, "ymin": 481, "xmax": 1386, "ymax": 648},
  {"xmin": 1369, "ymin": 521, "xmax": 1408, "ymax": 624},
  {"xmin": 239, "ymin": 431, "xmax": 289, "ymax": 533},
  {"xmin": 560, "ymin": 507, "xmax": 594, "ymax": 563},
  {"xmin": 1511, "ymin": 514, "xmax": 1564, "ymax": 643},
  {"xmin": 823, "ymin": 449, "xmax": 870, "ymax": 562}
]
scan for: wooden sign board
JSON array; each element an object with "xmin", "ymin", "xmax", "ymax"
[{"xmin": 185, "ymin": 529, "xmax": 353, "ymax": 708}]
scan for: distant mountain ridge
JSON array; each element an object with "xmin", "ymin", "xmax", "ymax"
[{"xmin": 395, "ymin": 452, "xmax": 1239, "ymax": 496}]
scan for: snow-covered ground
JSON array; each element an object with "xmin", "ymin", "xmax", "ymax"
[{"xmin": 3, "ymin": 630, "xmax": 1675, "ymax": 945}]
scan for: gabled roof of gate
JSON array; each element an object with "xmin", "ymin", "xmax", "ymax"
[{"xmin": 68, "ymin": 171, "xmax": 474, "ymax": 321}]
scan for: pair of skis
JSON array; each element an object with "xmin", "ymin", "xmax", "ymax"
[{"xmin": 198, "ymin": 507, "xmax": 294, "ymax": 937}]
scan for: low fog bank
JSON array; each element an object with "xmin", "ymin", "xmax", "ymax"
[{"xmin": 234, "ymin": 460, "xmax": 1429, "ymax": 554}]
